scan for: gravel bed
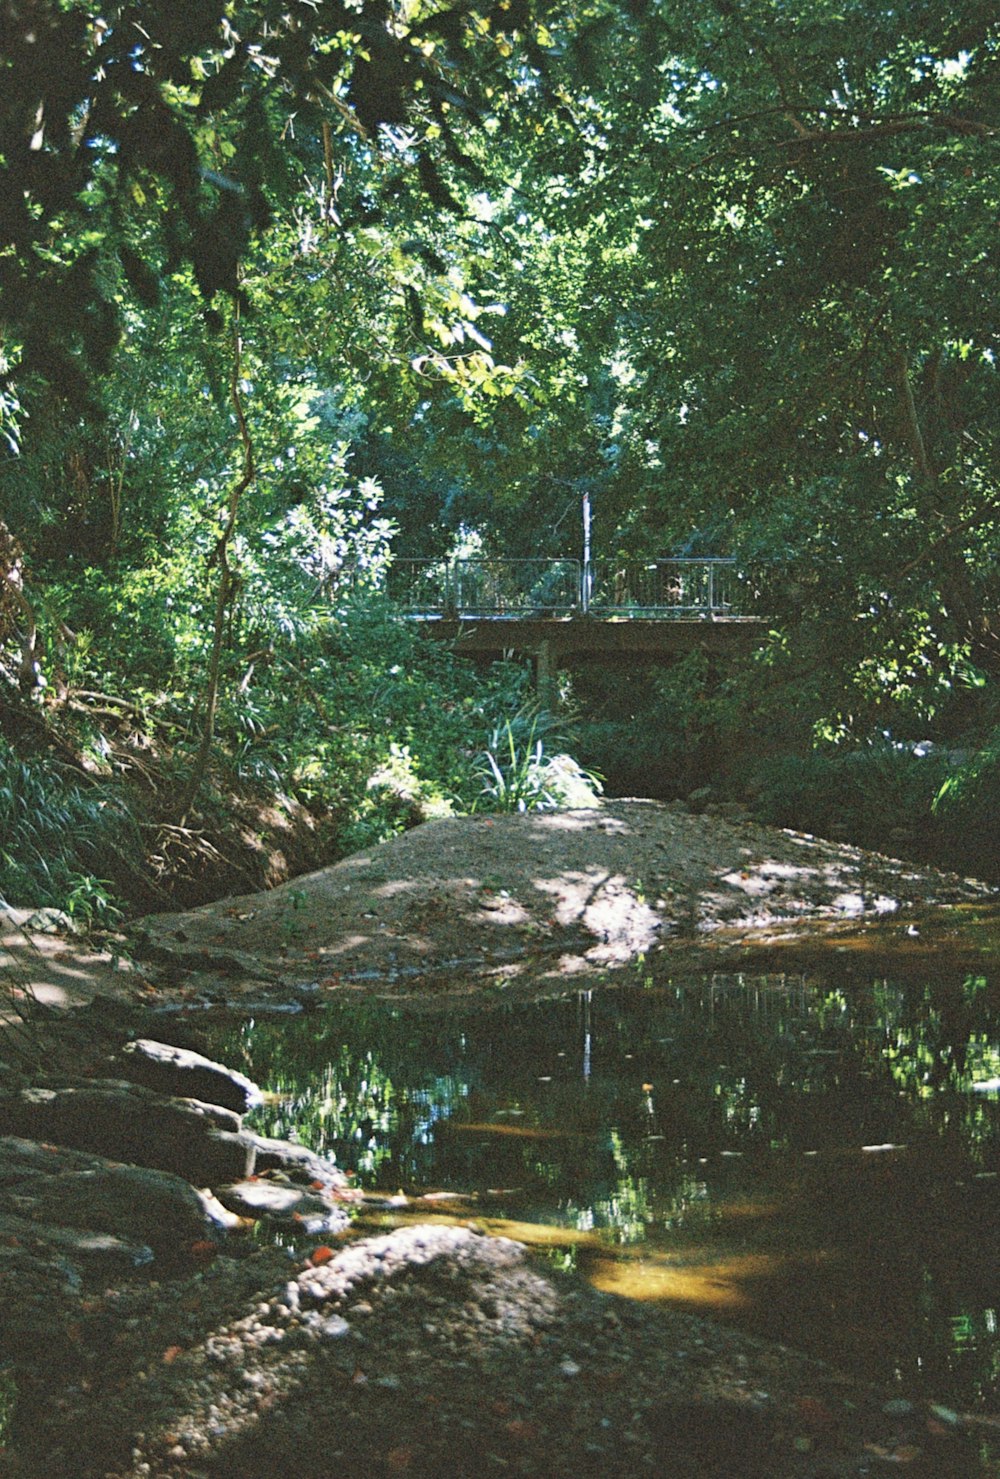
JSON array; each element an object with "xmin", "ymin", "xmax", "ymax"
[{"xmin": 2, "ymin": 1223, "xmax": 988, "ymax": 1478}]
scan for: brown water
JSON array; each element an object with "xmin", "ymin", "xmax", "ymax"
[{"xmin": 213, "ymin": 952, "xmax": 1000, "ymax": 1413}]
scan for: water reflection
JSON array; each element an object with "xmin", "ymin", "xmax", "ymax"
[{"xmin": 213, "ymin": 967, "xmax": 1000, "ymax": 1410}]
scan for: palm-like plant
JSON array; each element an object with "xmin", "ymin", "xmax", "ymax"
[{"xmin": 473, "ymin": 710, "xmax": 602, "ymax": 814}]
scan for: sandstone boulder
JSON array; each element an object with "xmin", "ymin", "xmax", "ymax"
[{"xmin": 115, "ymin": 1037, "xmax": 263, "ymax": 1115}]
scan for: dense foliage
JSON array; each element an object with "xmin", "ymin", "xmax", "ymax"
[{"xmin": 3, "ymin": 0, "xmax": 1000, "ymax": 913}]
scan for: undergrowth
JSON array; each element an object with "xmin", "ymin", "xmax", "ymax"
[
  {"xmin": 473, "ymin": 709, "xmax": 603, "ymax": 813},
  {"xmin": 0, "ymin": 737, "xmax": 138, "ymax": 925}
]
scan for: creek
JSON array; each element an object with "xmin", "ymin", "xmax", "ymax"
[{"xmin": 206, "ymin": 951, "xmax": 1000, "ymax": 1414}]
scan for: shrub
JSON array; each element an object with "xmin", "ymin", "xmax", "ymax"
[
  {"xmin": 931, "ymin": 734, "xmax": 1000, "ymax": 877},
  {"xmin": 0, "ymin": 738, "xmax": 137, "ymax": 921},
  {"xmin": 471, "ymin": 709, "xmax": 603, "ymax": 814},
  {"xmin": 750, "ymin": 741, "xmax": 953, "ymax": 853}
]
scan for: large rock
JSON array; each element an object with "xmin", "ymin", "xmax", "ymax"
[
  {"xmin": 0, "ymin": 1211, "xmax": 153, "ymax": 1272},
  {"xmin": 0, "ymin": 1082, "xmax": 253, "ymax": 1184},
  {"xmin": 247, "ymin": 1132, "xmax": 349, "ymax": 1188},
  {"xmin": 0, "ymin": 1136, "xmax": 240, "ymax": 1258},
  {"xmin": 0, "ymin": 1134, "xmax": 103, "ymax": 1186},
  {"xmin": 114, "ymin": 1037, "xmax": 264, "ymax": 1115},
  {"xmin": 4, "ymin": 1164, "xmax": 239, "ymax": 1253}
]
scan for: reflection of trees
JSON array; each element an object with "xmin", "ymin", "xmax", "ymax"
[
  {"xmin": 214, "ymin": 971, "xmax": 1000, "ymax": 1200},
  {"xmin": 209, "ymin": 968, "xmax": 1000, "ymax": 1402},
  {"xmin": 873, "ymin": 976, "xmax": 1000, "ymax": 1128},
  {"xmin": 218, "ymin": 1011, "xmax": 475, "ymax": 1184}
]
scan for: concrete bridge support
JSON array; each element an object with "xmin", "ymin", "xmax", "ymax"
[
  {"xmin": 424, "ymin": 616, "xmax": 765, "ymax": 711},
  {"xmin": 535, "ymin": 638, "xmax": 559, "ymax": 712}
]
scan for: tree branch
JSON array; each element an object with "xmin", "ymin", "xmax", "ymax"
[
  {"xmin": 894, "ymin": 347, "xmax": 936, "ymax": 487},
  {"xmin": 897, "ymin": 494, "xmax": 1000, "ymax": 582}
]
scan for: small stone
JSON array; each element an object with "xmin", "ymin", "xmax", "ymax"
[
  {"xmin": 560, "ymin": 1359, "xmax": 581, "ymax": 1377},
  {"xmin": 883, "ymin": 1399, "xmax": 915, "ymax": 1416},
  {"xmin": 320, "ymin": 1315, "xmax": 351, "ymax": 1340}
]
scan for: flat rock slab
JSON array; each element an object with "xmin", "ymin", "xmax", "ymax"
[
  {"xmin": 0, "ymin": 1133, "xmax": 107, "ymax": 1186},
  {"xmin": 248, "ymin": 1133, "xmax": 350, "ymax": 1189},
  {"xmin": 3, "ymin": 1163, "xmax": 238, "ymax": 1253},
  {"xmin": 0, "ymin": 1211, "xmax": 153, "ymax": 1273},
  {"xmin": 214, "ymin": 1179, "xmax": 350, "ymax": 1234},
  {"xmin": 0, "ymin": 1081, "xmax": 253, "ymax": 1184}
]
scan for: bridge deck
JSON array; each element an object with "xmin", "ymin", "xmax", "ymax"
[
  {"xmin": 375, "ymin": 559, "xmax": 763, "ymax": 704},
  {"xmin": 425, "ymin": 615, "xmax": 764, "ymax": 658}
]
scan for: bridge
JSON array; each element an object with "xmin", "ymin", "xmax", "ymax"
[{"xmin": 375, "ymin": 558, "xmax": 765, "ymax": 707}]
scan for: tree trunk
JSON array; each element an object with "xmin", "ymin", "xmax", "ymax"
[{"xmin": 178, "ymin": 308, "xmax": 255, "ymax": 820}]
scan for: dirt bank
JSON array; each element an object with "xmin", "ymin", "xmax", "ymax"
[
  {"xmin": 131, "ymin": 800, "xmax": 997, "ymax": 1010},
  {"xmin": 3, "ymin": 1215, "xmax": 992, "ymax": 1479},
  {"xmin": 4, "ymin": 801, "xmax": 997, "ymax": 1022}
]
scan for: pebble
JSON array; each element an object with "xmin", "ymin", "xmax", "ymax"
[
  {"xmin": 560, "ymin": 1359, "xmax": 582, "ymax": 1377},
  {"xmin": 320, "ymin": 1315, "xmax": 351, "ymax": 1340},
  {"xmin": 883, "ymin": 1398, "xmax": 915, "ymax": 1416}
]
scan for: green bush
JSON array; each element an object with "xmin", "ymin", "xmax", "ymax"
[
  {"xmin": 209, "ymin": 595, "xmax": 531, "ymax": 845},
  {"xmin": 750, "ymin": 742, "xmax": 953, "ymax": 853},
  {"xmin": 0, "ymin": 738, "xmax": 138, "ymax": 922},
  {"xmin": 931, "ymin": 735, "xmax": 1000, "ymax": 876},
  {"xmin": 471, "ymin": 709, "xmax": 603, "ymax": 814}
]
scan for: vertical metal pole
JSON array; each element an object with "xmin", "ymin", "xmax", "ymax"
[
  {"xmin": 581, "ymin": 492, "xmax": 592, "ymax": 614},
  {"xmin": 708, "ymin": 560, "xmax": 715, "ymax": 613}
]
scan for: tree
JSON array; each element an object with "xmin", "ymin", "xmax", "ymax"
[
  {"xmin": 454, "ymin": 0, "xmax": 1000, "ymax": 728},
  {"xmin": 0, "ymin": 0, "xmax": 555, "ymax": 414},
  {"xmin": 626, "ymin": 2, "xmax": 1000, "ymax": 695}
]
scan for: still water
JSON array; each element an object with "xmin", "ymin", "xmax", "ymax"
[{"xmin": 213, "ymin": 965, "xmax": 1000, "ymax": 1412}]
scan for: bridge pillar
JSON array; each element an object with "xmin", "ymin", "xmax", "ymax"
[{"xmin": 536, "ymin": 638, "xmax": 558, "ymax": 712}]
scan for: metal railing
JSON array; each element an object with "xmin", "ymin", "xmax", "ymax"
[
  {"xmin": 384, "ymin": 558, "xmax": 582, "ymax": 615},
  {"xmin": 377, "ymin": 557, "xmax": 746, "ymax": 618},
  {"xmin": 588, "ymin": 558, "xmax": 740, "ymax": 616}
]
